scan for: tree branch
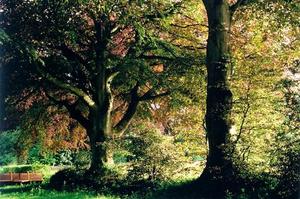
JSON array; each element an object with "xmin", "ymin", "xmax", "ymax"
[
  {"xmin": 230, "ymin": 0, "xmax": 246, "ymax": 14},
  {"xmin": 231, "ymin": 82, "xmax": 251, "ymax": 154},
  {"xmin": 8, "ymin": 87, "xmax": 38, "ymax": 106},
  {"xmin": 138, "ymin": 54, "xmax": 174, "ymax": 61},
  {"xmin": 170, "ymin": 23, "xmax": 208, "ymax": 29},
  {"xmin": 144, "ymin": 2, "xmax": 182, "ymax": 20},
  {"xmin": 113, "ymin": 82, "xmax": 140, "ymax": 136},
  {"xmin": 45, "ymin": 92, "xmax": 90, "ymax": 129},
  {"xmin": 139, "ymin": 89, "xmax": 170, "ymax": 101},
  {"xmin": 57, "ymin": 44, "xmax": 87, "ymax": 66},
  {"xmin": 35, "ymin": 59, "xmax": 96, "ymax": 108}
]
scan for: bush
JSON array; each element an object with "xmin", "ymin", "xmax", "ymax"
[
  {"xmin": 0, "ymin": 165, "xmax": 32, "ymax": 173},
  {"xmin": 27, "ymin": 144, "xmax": 57, "ymax": 165},
  {"xmin": 72, "ymin": 150, "xmax": 90, "ymax": 169},
  {"xmin": 272, "ymin": 141, "xmax": 300, "ymax": 199},
  {"xmin": 0, "ymin": 164, "xmax": 46, "ymax": 173},
  {"xmin": 0, "ymin": 129, "xmax": 20, "ymax": 165},
  {"xmin": 53, "ymin": 150, "xmax": 73, "ymax": 166},
  {"xmin": 124, "ymin": 125, "xmax": 181, "ymax": 186},
  {"xmin": 27, "ymin": 148, "xmax": 90, "ymax": 167}
]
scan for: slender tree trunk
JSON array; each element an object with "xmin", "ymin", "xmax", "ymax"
[{"xmin": 201, "ymin": 0, "xmax": 233, "ymax": 181}]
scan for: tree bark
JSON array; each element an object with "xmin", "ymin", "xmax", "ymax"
[
  {"xmin": 201, "ymin": 0, "xmax": 233, "ymax": 181},
  {"xmin": 87, "ymin": 72, "xmax": 115, "ymax": 173},
  {"xmin": 87, "ymin": 111, "xmax": 107, "ymax": 173}
]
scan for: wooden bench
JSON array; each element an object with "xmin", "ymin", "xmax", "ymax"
[
  {"xmin": 0, "ymin": 172, "xmax": 13, "ymax": 182},
  {"xmin": 0, "ymin": 172, "xmax": 43, "ymax": 183}
]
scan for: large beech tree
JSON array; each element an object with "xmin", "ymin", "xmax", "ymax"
[
  {"xmin": 200, "ymin": 0, "xmax": 246, "ymax": 182},
  {"xmin": 1, "ymin": 0, "xmax": 191, "ymax": 173},
  {"xmin": 200, "ymin": 0, "xmax": 299, "ymax": 183}
]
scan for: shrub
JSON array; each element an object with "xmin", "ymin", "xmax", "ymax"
[
  {"xmin": 53, "ymin": 150, "xmax": 73, "ymax": 166},
  {"xmin": 0, "ymin": 164, "xmax": 46, "ymax": 173},
  {"xmin": 27, "ymin": 144, "xmax": 56, "ymax": 165},
  {"xmin": 124, "ymin": 125, "xmax": 181, "ymax": 186},
  {"xmin": 272, "ymin": 141, "xmax": 300, "ymax": 199},
  {"xmin": 72, "ymin": 150, "xmax": 90, "ymax": 169},
  {"xmin": 0, "ymin": 129, "xmax": 20, "ymax": 165}
]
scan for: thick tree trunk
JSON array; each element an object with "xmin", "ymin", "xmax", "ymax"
[
  {"xmin": 201, "ymin": 0, "xmax": 233, "ymax": 181},
  {"xmin": 87, "ymin": 110, "xmax": 109, "ymax": 173},
  {"xmin": 87, "ymin": 73, "xmax": 115, "ymax": 173}
]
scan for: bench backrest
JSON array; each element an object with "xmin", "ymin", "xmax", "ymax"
[
  {"xmin": 0, "ymin": 172, "xmax": 43, "ymax": 182},
  {"xmin": 0, "ymin": 173, "xmax": 13, "ymax": 181}
]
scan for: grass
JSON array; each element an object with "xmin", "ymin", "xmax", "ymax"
[
  {"xmin": 0, "ymin": 164, "xmax": 203, "ymax": 199},
  {"xmin": 0, "ymin": 165, "xmax": 116, "ymax": 198},
  {"xmin": 0, "ymin": 181, "xmax": 191, "ymax": 199},
  {"xmin": 0, "ymin": 185, "xmax": 119, "ymax": 199}
]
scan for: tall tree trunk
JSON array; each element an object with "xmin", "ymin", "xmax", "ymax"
[{"xmin": 201, "ymin": 0, "xmax": 233, "ymax": 181}]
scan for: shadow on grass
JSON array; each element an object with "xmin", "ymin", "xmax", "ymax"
[
  {"xmin": 0, "ymin": 176, "xmax": 234, "ymax": 199},
  {"xmin": 146, "ymin": 180, "xmax": 220, "ymax": 199},
  {"xmin": 0, "ymin": 183, "xmax": 108, "ymax": 199},
  {"xmin": 0, "ymin": 181, "xmax": 218, "ymax": 199},
  {"xmin": 0, "ymin": 182, "xmax": 45, "ymax": 194}
]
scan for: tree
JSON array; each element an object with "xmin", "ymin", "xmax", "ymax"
[
  {"xmin": 199, "ymin": 0, "xmax": 300, "ymax": 194},
  {"xmin": 1, "ymin": 0, "xmax": 193, "ymax": 174},
  {"xmin": 200, "ymin": 0, "xmax": 236, "ymax": 182}
]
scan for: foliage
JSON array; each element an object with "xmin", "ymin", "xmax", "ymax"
[
  {"xmin": 0, "ymin": 165, "xmax": 34, "ymax": 173},
  {"xmin": 273, "ymin": 145, "xmax": 300, "ymax": 199},
  {"xmin": 0, "ymin": 129, "xmax": 19, "ymax": 165},
  {"xmin": 14, "ymin": 103, "xmax": 88, "ymax": 165},
  {"xmin": 27, "ymin": 144, "xmax": 56, "ymax": 165},
  {"xmin": 228, "ymin": 1, "xmax": 300, "ymax": 171},
  {"xmin": 123, "ymin": 124, "xmax": 181, "ymax": 184},
  {"xmin": 27, "ymin": 148, "xmax": 91, "ymax": 168},
  {"xmin": 270, "ymin": 59, "xmax": 300, "ymax": 199},
  {"xmin": 0, "ymin": 125, "xmax": 88, "ymax": 166},
  {"xmin": 71, "ymin": 150, "xmax": 90, "ymax": 169}
]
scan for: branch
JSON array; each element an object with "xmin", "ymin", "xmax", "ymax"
[
  {"xmin": 173, "ymin": 44, "xmax": 206, "ymax": 50},
  {"xmin": 114, "ymin": 84, "xmax": 170, "ymax": 136},
  {"xmin": 8, "ymin": 87, "xmax": 38, "ymax": 106},
  {"xmin": 36, "ymin": 59, "xmax": 95, "ymax": 108},
  {"xmin": 170, "ymin": 23, "xmax": 208, "ymax": 29},
  {"xmin": 231, "ymin": 83, "xmax": 251, "ymax": 154},
  {"xmin": 144, "ymin": 2, "xmax": 182, "ymax": 20},
  {"xmin": 113, "ymin": 83, "xmax": 140, "ymax": 136},
  {"xmin": 45, "ymin": 92, "xmax": 89, "ymax": 129},
  {"xmin": 57, "ymin": 44, "xmax": 87, "ymax": 66},
  {"xmin": 138, "ymin": 54, "xmax": 174, "ymax": 61},
  {"xmin": 139, "ymin": 89, "xmax": 170, "ymax": 101},
  {"xmin": 230, "ymin": 0, "xmax": 246, "ymax": 14}
]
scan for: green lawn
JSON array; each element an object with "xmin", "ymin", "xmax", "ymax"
[
  {"xmin": 0, "ymin": 185, "xmax": 119, "ymax": 199},
  {"xmin": 0, "ymin": 164, "xmax": 196, "ymax": 199}
]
